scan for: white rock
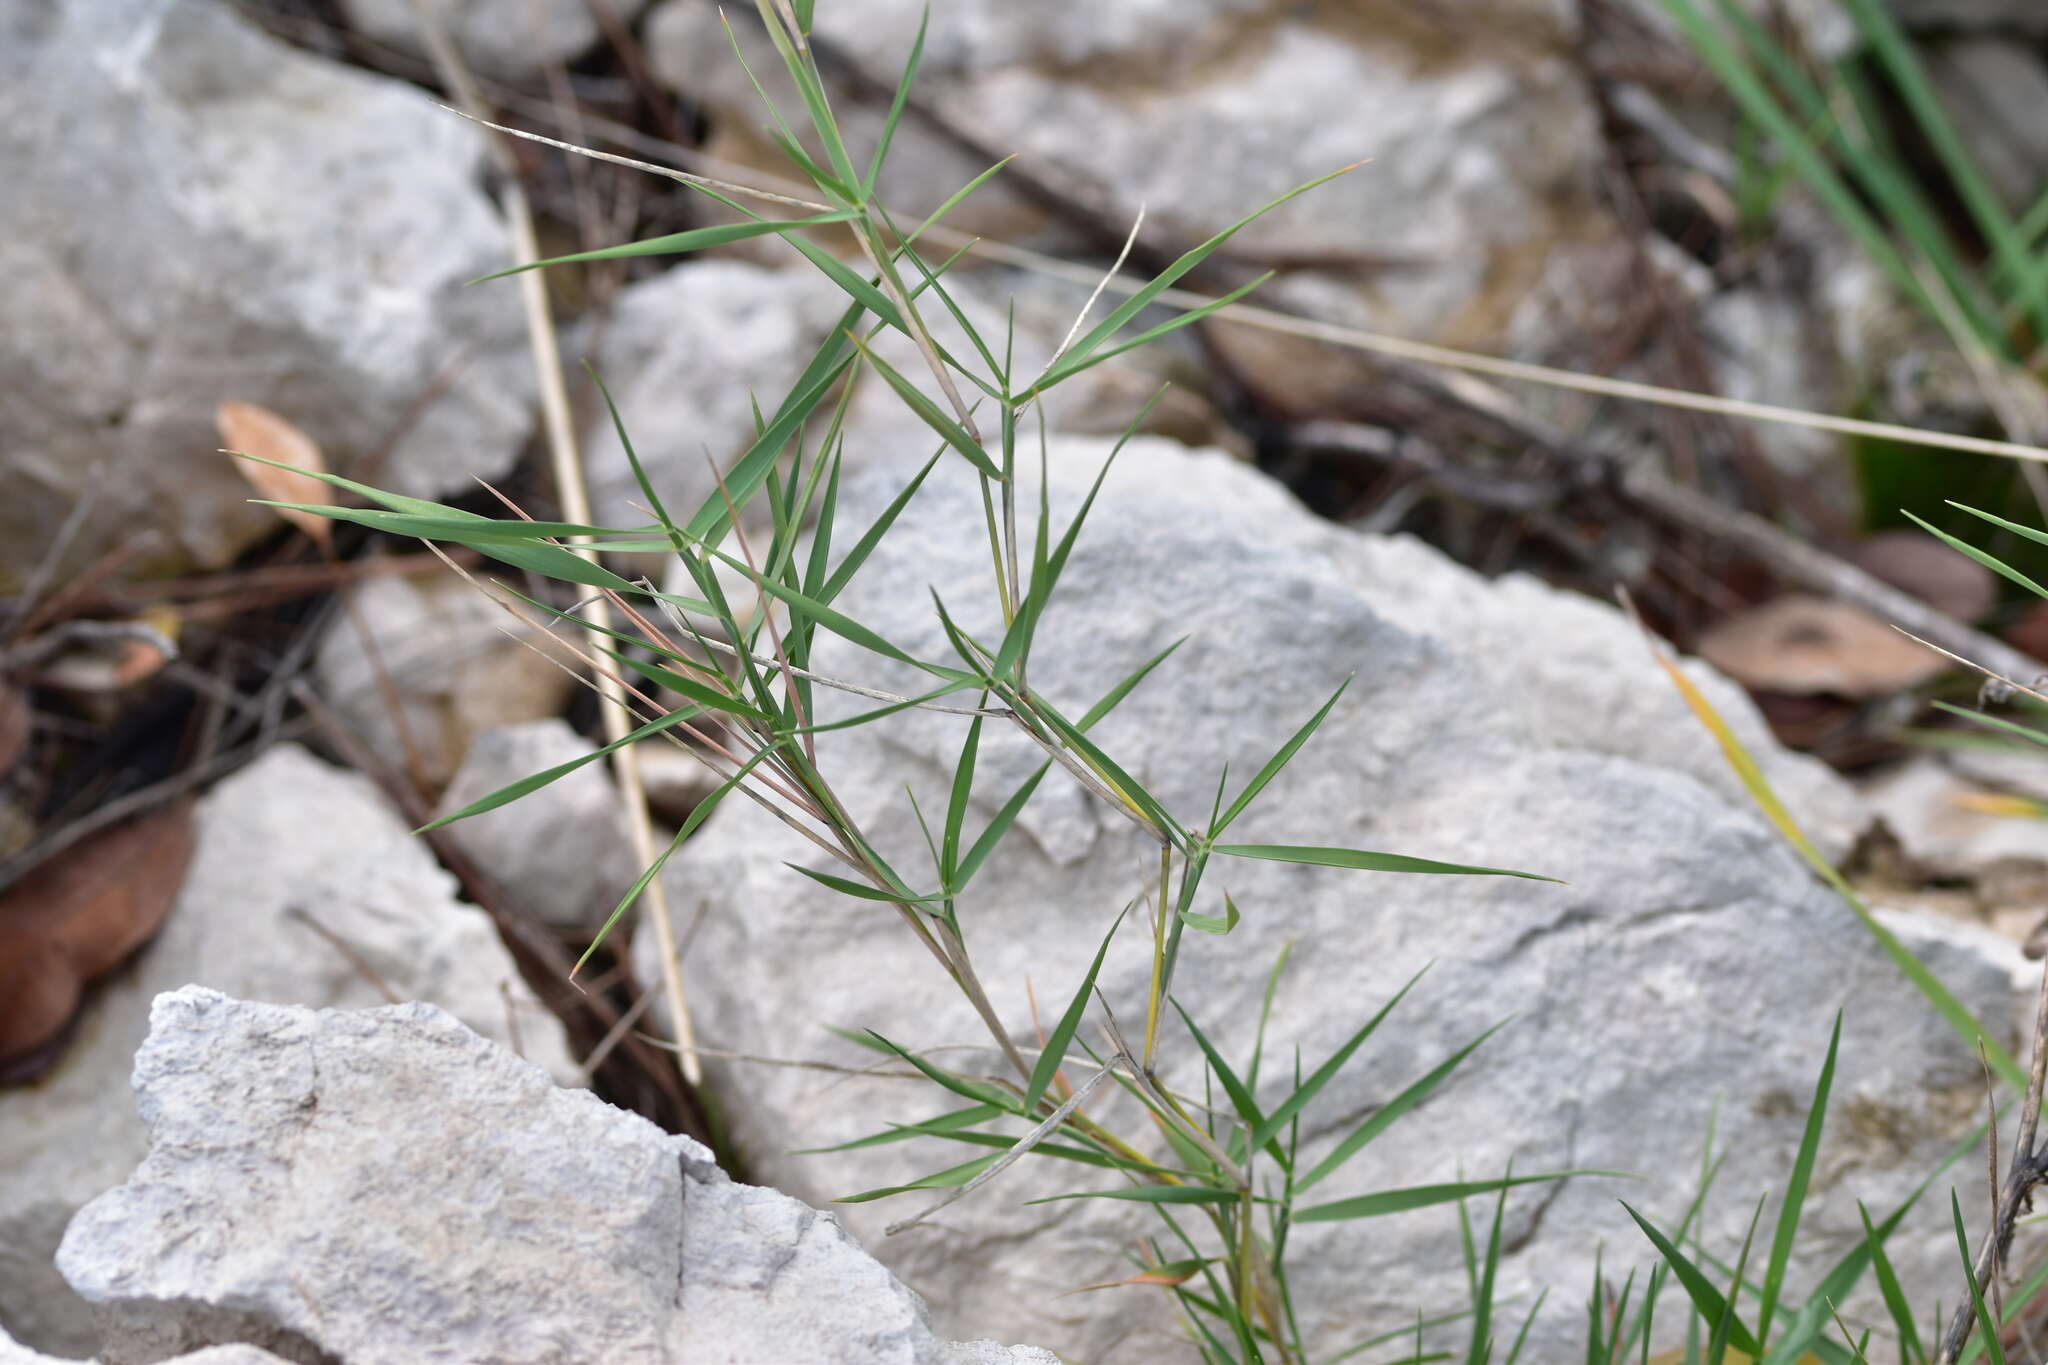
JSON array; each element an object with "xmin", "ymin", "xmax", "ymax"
[
  {"xmin": 0, "ymin": 1320, "xmax": 292, "ymax": 1365},
  {"xmin": 645, "ymin": 0, "xmax": 1605, "ymax": 348},
  {"xmin": 337, "ymin": 0, "xmax": 651, "ymax": 82},
  {"xmin": 579, "ymin": 258, "xmax": 1175, "ymax": 537},
  {"xmin": 314, "ymin": 569, "xmax": 577, "ymax": 789},
  {"xmin": 0, "ymin": 0, "xmax": 532, "ymax": 592},
  {"xmin": 637, "ymin": 436, "xmax": 2020, "ymax": 1360},
  {"xmin": 1865, "ymin": 754, "xmax": 2048, "ymax": 876},
  {"xmin": 57, "ymin": 988, "xmax": 1054, "ymax": 1365},
  {"xmin": 0, "ymin": 746, "xmax": 575, "ymax": 1357},
  {"xmin": 436, "ymin": 719, "xmax": 640, "ymax": 931}
]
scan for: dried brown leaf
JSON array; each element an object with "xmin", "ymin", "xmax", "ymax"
[
  {"xmin": 1697, "ymin": 594, "xmax": 1946, "ymax": 698},
  {"xmin": 217, "ymin": 400, "xmax": 333, "ymax": 548},
  {"xmin": 0, "ymin": 799, "xmax": 196, "ymax": 1082},
  {"xmin": 0, "ymin": 684, "xmax": 26, "ymax": 777}
]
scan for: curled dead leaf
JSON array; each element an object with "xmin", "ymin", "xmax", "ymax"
[
  {"xmin": 1697, "ymin": 594, "xmax": 1946, "ymax": 698},
  {"xmin": 217, "ymin": 400, "xmax": 333, "ymax": 548},
  {"xmin": 13, "ymin": 608, "xmax": 180, "ymax": 693},
  {"xmin": 0, "ymin": 798, "xmax": 196, "ymax": 1083}
]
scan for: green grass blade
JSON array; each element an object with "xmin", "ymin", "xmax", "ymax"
[
  {"xmin": 1950, "ymin": 1191, "xmax": 2008, "ymax": 1365},
  {"xmin": 799, "ymin": 1102, "xmax": 1007, "ymax": 1151},
  {"xmin": 955, "ymin": 762, "xmax": 1051, "ymax": 890},
  {"xmin": 1033, "ymin": 271, "xmax": 1273, "ymax": 393},
  {"xmin": 1758, "ymin": 1014, "xmax": 1843, "ymax": 1343},
  {"xmin": 1246, "ymin": 965, "xmax": 1427, "ymax": 1153},
  {"xmin": 1837, "ymin": 0, "xmax": 2048, "ymax": 341},
  {"xmin": 861, "ymin": 3, "xmax": 927, "ymax": 194},
  {"xmin": 1619, "ymin": 1200, "xmax": 1764, "ymax": 1359},
  {"xmin": 845, "ymin": 333, "xmax": 1002, "ymax": 479},
  {"xmin": 469, "ymin": 211, "xmax": 855, "ymax": 282},
  {"xmin": 1931, "ymin": 702, "xmax": 2048, "ymax": 751},
  {"xmin": 837, "ymin": 1153, "xmax": 1003, "ymax": 1204},
  {"xmin": 1214, "ymin": 676, "xmax": 1353, "ymax": 835},
  {"xmin": 1213, "ymin": 843, "xmax": 1559, "ymax": 881},
  {"xmin": 421, "ymin": 704, "xmax": 703, "ymax": 830},
  {"xmin": 1299, "ymin": 1172, "xmax": 1607, "ymax": 1225},
  {"xmin": 1027, "ymin": 1185, "xmax": 1239, "ymax": 1207},
  {"xmin": 862, "ymin": 1030, "xmax": 1018, "ymax": 1110},
  {"xmin": 1025, "ymin": 163, "xmax": 1359, "ymax": 397},
  {"xmin": 784, "ymin": 863, "xmax": 946, "ymax": 906},
  {"xmin": 1295, "ymin": 1022, "xmax": 1507, "ymax": 1193},
  {"xmin": 1168, "ymin": 998, "xmax": 1286, "ymax": 1172},
  {"xmin": 1905, "ymin": 511, "xmax": 2048, "ymax": 599},
  {"xmin": 1025, "ymin": 909, "xmax": 1125, "ymax": 1113}
]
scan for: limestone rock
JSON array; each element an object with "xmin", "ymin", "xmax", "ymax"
[
  {"xmin": 0, "ymin": 0, "xmax": 532, "ymax": 593},
  {"xmin": 57, "ymin": 987, "xmax": 1054, "ymax": 1365},
  {"xmin": 0, "ymin": 746, "xmax": 575, "ymax": 1357},
  {"xmin": 337, "ymin": 0, "xmax": 651, "ymax": 82},
  {"xmin": 436, "ymin": 719, "xmax": 640, "ymax": 932},
  {"xmin": 638, "ymin": 435, "xmax": 2018, "ymax": 1359},
  {"xmin": 314, "ymin": 569, "xmax": 576, "ymax": 790},
  {"xmin": 645, "ymin": 0, "xmax": 1606, "ymax": 350},
  {"xmin": 0, "ymin": 1321, "xmax": 291, "ymax": 1365}
]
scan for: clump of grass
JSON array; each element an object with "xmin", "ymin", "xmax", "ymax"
[{"xmin": 224, "ymin": 3, "xmax": 2048, "ymax": 1358}]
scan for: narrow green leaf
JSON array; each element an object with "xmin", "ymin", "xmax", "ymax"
[
  {"xmin": 1905, "ymin": 510, "xmax": 2048, "ymax": 599},
  {"xmin": 1027, "ymin": 1184, "xmax": 1239, "ymax": 1207},
  {"xmin": 785, "ymin": 863, "xmax": 946, "ymax": 906},
  {"xmin": 862, "ymin": 1030, "xmax": 1017, "ymax": 1110},
  {"xmin": 1025, "ymin": 909, "xmax": 1125, "ymax": 1113},
  {"xmin": 1215, "ymin": 677, "xmax": 1353, "ymax": 835},
  {"xmin": 1931, "ymin": 701, "xmax": 2048, "ymax": 751},
  {"xmin": 420, "ymin": 704, "xmax": 701, "ymax": 831},
  {"xmin": 1027, "ymin": 164, "xmax": 1360, "ymax": 394},
  {"xmin": 1247, "ymin": 966, "xmax": 1427, "ymax": 1153},
  {"xmin": 1619, "ymin": 1201, "xmax": 1764, "ymax": 1359},
  {"xmin": 1757, "ymin": 1014, "xmax": 1842, "ymax": 1343},
  {"xmin": 1167, "ymin": 998, "xmax": 1287, "ymax": 1173},
  {"xmin": 1299, "ymin": 1172, "xmax": 1607, "ymax": 1224},
  {"xmin": 862, "ymin": 3, "xmax": 927, "ymax": 193},
  {"xmin": 846, "ymin": 332, "xmax": 1003, "ymax": 479},
  {"xmin": 798, "ymin": 1103, "xmax": 1007, "ymax": 1152},
  {"xmin": 472, "ymin": 212, "xmax": 855, "ymax": 283},
  {"xmin": 1952, "ymin": 1191, "xmax": 2009, "ymax": 1365},
  {"xmin": 604, "ymin": 649, "xmax": 771, "ymax": 723},
  {"xmin": 1214, "ymin": 843, "xmax": 1560, "ymax": 882},
  {"xmin": 955, "ymin": 762, "xmax": 1051, "ymax": 891},
  {"xmin": 941, "ymin": 715, "xmax": 983, "ymax": 883},
  {"xmin": 837, "ymin": 1153, "xmax": 1002, "ymax": 1204},
  {"xmin": 1296, "ymin": 1021, "xmax": 1508, "ymax": 1193},
  {"xmin": 819, "ymin": 450, "xmax": 944, "ymax": 602}
]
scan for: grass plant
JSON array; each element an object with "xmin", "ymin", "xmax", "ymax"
[{"xmin": 228, "ymin": 3, "xmax": 2048, "ymax": 1359}]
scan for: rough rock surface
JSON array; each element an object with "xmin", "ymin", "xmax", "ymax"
[
  {"xmin": 436, "ymin": 719, "xmax": 639, "ymax": 932},
  {"xmin": 0, "ymin": 746, "xmax": 575, "ymax": 1358},
  {"xmin": 337, "ymin": 0, "xmax": 650, "ymax": 82},
  {"xmin": 0, "ymin": 0, "xmax": 531, "ymax": 591},
  {"xmin": 639, "ymin": 436, "xmax": 2023, "ymax": 1360},
  {"xmin": 646, "ymin": 0, "xmax": 1604, "ymax": 348},
  {"xmin": 580, "ymin": 258, "xmax": 1191, "ymax": 536},
  {"xmin": 314, "ymin": 569, "xmax": 576, "ymax": 789},
  {"xmin": 57, "ymin": 987, "xmax": 1055, "ymax": 1365},
  {"xmin": 0, "ymin": 1322, "xmax": 290, "ymax": 1365}
]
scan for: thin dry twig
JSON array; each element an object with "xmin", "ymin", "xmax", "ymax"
[{"xmin": 405, "ymin": 1, "xmax": 703, "ymax": 1085}]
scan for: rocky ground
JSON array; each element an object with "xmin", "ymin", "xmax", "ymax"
[{"xmin": 6, "ymin": 0, "xmax": 2048, "ymax": 1360}]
